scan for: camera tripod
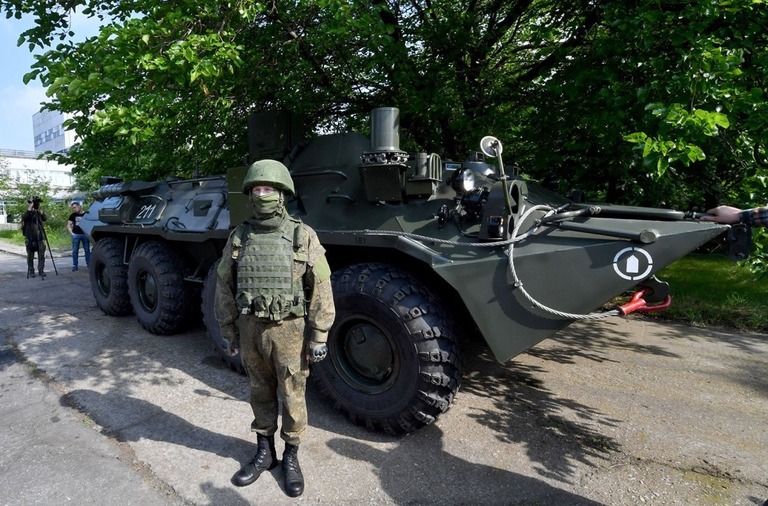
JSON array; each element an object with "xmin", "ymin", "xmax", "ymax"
[{"xmin": 26, "ymin": 209, "xmax": 58, "ymax": 279}]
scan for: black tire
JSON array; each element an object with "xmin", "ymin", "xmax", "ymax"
[
  {"xmin": 127, "ymin": 241, "xmax": 192, "ymax": 335},
  {"xmin": 89, "ymin": 237, "xmax": 132, "ymax": 316},
  {"xmin": 312, "ymin": 263, "xmax": 461, "ymax": 435},
  {"xmin": 201, "ymin": 260, "xmax": 243, "ymax": 372}
]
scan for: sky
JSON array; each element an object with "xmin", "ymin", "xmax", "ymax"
[
  {"xmin": 0, "ymin": 15, "xmax": 46, "ymax": 152},
  {"xmin": 0, "ymin": 13, "xmax": 102, "ymax": 152}
]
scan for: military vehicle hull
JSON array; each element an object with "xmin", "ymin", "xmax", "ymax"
[{"xmin": 80, "ymin": 108, "xmax": 731, "ymax": 435}]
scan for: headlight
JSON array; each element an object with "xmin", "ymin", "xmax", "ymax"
[{"xmin": 450, "ymin": 168, "xmax": 476, "ymax": 194}]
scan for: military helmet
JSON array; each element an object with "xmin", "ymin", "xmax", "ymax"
[{"xmin": 241, "ymin": 159, "xmax": 295, "ymax": 196}]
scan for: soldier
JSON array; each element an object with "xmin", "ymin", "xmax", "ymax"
[
  {"xmin": 214, "ymin": 159, "xmax": 335, "ymax": 497},
  {"xmin": 20, "ymin": 197, "xmax": 47, "ymax": 278}
]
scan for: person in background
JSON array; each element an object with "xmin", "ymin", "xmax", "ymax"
[
  {"xmin": 67, "ymin": 201, "xmax": 91, "ymax": 271},
  {"xmin": 20, "ymin": 197, "xmax": 46, "ymax": 278},
  {"xmin": 700, "ymin": 205, "xmax": 768, "ymax": 226},
  {"xmin": 214, "ymin": 159, "xmax": 336, "ymax": 498}
]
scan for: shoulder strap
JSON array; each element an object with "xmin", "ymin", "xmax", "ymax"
[
  {"xmin": 235, "ymin": 223, "xmax": 250, "ymax": 251},
  {"xmin": 292, "ymin": 219, "xmax": 305, "ymax": 252}
]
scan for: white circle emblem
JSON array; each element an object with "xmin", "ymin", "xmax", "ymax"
[{"xmin": 613, "ymin": 247, "xmax": 653, "ymax": 281}]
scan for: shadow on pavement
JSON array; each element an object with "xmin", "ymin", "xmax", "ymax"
[
  {"xmin": 327, "ymin": 425, "xmax": 602, "ymax": 505},
  {"xmin": 459, "ymin": 332, "xmax": 622, "ymax": 484}
]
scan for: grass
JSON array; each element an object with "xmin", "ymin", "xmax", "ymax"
[
  {"xmin": 0, "ymin": 228, "xmax": 71, "ymax": 251},
  {"xmin": 645, "ymin": 253, "xmax": 768, "ymax": 333}
]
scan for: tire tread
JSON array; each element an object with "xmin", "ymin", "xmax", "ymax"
[{"xmin": 315, "ymin": 262, "xmax": 461, "ymax": 435}]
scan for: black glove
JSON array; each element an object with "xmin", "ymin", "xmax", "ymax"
[{"xmin": 307, "ymin": 341, "xmax": 328, "ymax": 363}]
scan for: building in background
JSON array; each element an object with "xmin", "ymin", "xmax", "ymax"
[
  {"xmin": 0, "ymin": 149, "xmax": 74, "ymax": 191},
  {"xmin": 33, "ymin": 110, "xmax": 76, "ymax": 154},
  {"xmin": 0, "ymin": 110, "xmax": 77, "ymax": 225},
  {"xmin": 0, "ymin": 149, "xmax": 74, "ymax": 225}
]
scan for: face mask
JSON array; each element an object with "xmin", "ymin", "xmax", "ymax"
[{"xmin": 249, "ymin": 191, "xmax": 282, "ymax": 219}]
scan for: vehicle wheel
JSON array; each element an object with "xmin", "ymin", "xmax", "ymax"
[
  {"xmin": 312, "ymin": 263, "xmax": 461, "ymax": 435},
  {"xmin": 201, "ymin": 260, "xmax": 243, "ymax": 372},
  {"xmin": 89, "ymin": 237, "xmax": 132, "ymax": 316},
  {"xmin": 127, "ymin": 241, "xmax": 191, "ymax": 334}
]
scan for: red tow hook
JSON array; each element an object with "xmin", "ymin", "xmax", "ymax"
[{"xmin": 618, "ymin": 287, "xmax": 672, "ymax": 316}]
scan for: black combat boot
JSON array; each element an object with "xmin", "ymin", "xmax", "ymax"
[
  {"xmin": 232, "ymin": 434, "xmax": 277, "ymax": 487},
  {"xmin": 282, "ymin": 443, "xmax": 304, "ymax": 497}
]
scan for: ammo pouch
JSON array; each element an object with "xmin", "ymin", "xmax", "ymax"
[{"xmin": 237, "ymin": 293, "xmax": 306, "ymax": 320}]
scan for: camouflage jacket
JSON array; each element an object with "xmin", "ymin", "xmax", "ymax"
[{"xmin": 214, "ymin": 215, "xmax": 335, "ymax": 351}]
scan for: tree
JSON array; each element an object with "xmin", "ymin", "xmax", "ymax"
[
  {"xmin": 0, "ymin": 156, "xmax": 9, "ymax": 191},
  {"xmin": 2, "ymin": 0, "xmax": 766, "ymax": 212},
  {"xmin": 0, "ymin": 167, "xmax": 68, "ymax": 227},
  {"xmin": 1, "ymin": 0, "xmax": 606, "ymax": 182},
  {"xmin": 516, "ymin": 0, "xmax": 768, "ymax": 208}
]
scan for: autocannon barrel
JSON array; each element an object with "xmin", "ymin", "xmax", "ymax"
[{"xmin": 91, "ymin": 183, "xmax": 126, "ymax": 201}]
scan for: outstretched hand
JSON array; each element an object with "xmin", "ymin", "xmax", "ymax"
[{"xmin": 699, "ymin": 205, "xmax": 742, "ymax": 224}]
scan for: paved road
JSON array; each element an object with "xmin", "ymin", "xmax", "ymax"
[
  {"xmin": 0, "ymin": 242, "xmax": 766, "ymax": 505},
  {"xmin": 0, "ymin": 247, "xmax": 180, "ymax": 506}
]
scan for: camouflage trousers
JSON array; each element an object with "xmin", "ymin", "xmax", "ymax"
[{"xmin": 238, "ymin": 314, "xmax": 309, "ymax": 446}]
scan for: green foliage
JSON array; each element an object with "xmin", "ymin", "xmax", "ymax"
[
  {"xmin": 615, "ymin": 0, "xmax": 768, "ymax": 208},
  {"xmin": 648, "ymin": 253, "xmax": 768, "ymax": 333},
  {"xmin": 0, "ymin": 0, "xmax": 766, "ymax": 213},
  {"xmin": 0, "ymin": 169, "xmax": 51, "ymax": 220},
  {"xmin": 740, "ymin": 227, "xmax": 768, "ymax": 278},
  {"xmin": 37, "ymin": 199, "xmax": 74, "ymax": 234},
  {"xmin": 623, "ymin": 105, "xmax": 728, "ymax": 177},
  {"xmin": 512, "ymin": 0, "xmax": 768, "ymax": 208},
  {"xmin": 0, "ymin": 165, "xmax": 75, "ymax": 231},
  {"xmin": 0, "ymin": 226, "xmax": 71, "ymax": 250},
  {"xmin": 0, "ymin": 1, "xmax": 623, "ymax": 181}
]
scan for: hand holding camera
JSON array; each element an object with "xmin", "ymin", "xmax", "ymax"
[{"xmin": 27, "ymin": 197, "xmax": 42, "ymax": 212}]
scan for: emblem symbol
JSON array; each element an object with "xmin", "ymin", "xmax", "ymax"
[{"xmin": 613, "ymin": 247, "xmax": 653, "ymax": 281}]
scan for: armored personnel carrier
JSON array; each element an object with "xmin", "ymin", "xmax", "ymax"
[{"xmin": 79, "ymin": 107, "xmax": 737, "ymax": 434}]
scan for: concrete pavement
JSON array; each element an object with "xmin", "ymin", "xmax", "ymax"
[
  {"xmin": 0, "ymin": 342, "xmax": 181, "ymax": 505},
  {"xmin": 0, "ymin": 242, "xmax": 182, "ymax": 506},
  {"xmin": 0, "ymin": 238, "xmax": 766, "ymax": 505}
]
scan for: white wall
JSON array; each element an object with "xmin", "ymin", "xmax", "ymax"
[{"xmin": 0, "ymin": 150, "xmax": 75, "ymax": 215}]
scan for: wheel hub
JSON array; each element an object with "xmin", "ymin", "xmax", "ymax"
[
  {"xmin": 96, "ymin": 264, "xmax": 111, "ymax": 296},
  {"xmin": 335, "ymin": 320, "xmax": 397, "ymax": 394},
  {"xmin": 137, "ymin": 271, "xmax": 158, "ymax": 311}
]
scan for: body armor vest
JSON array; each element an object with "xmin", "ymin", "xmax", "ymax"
[{"xmin": 235, "ymin": 218, "xmax": 307, "ymax": 321}]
